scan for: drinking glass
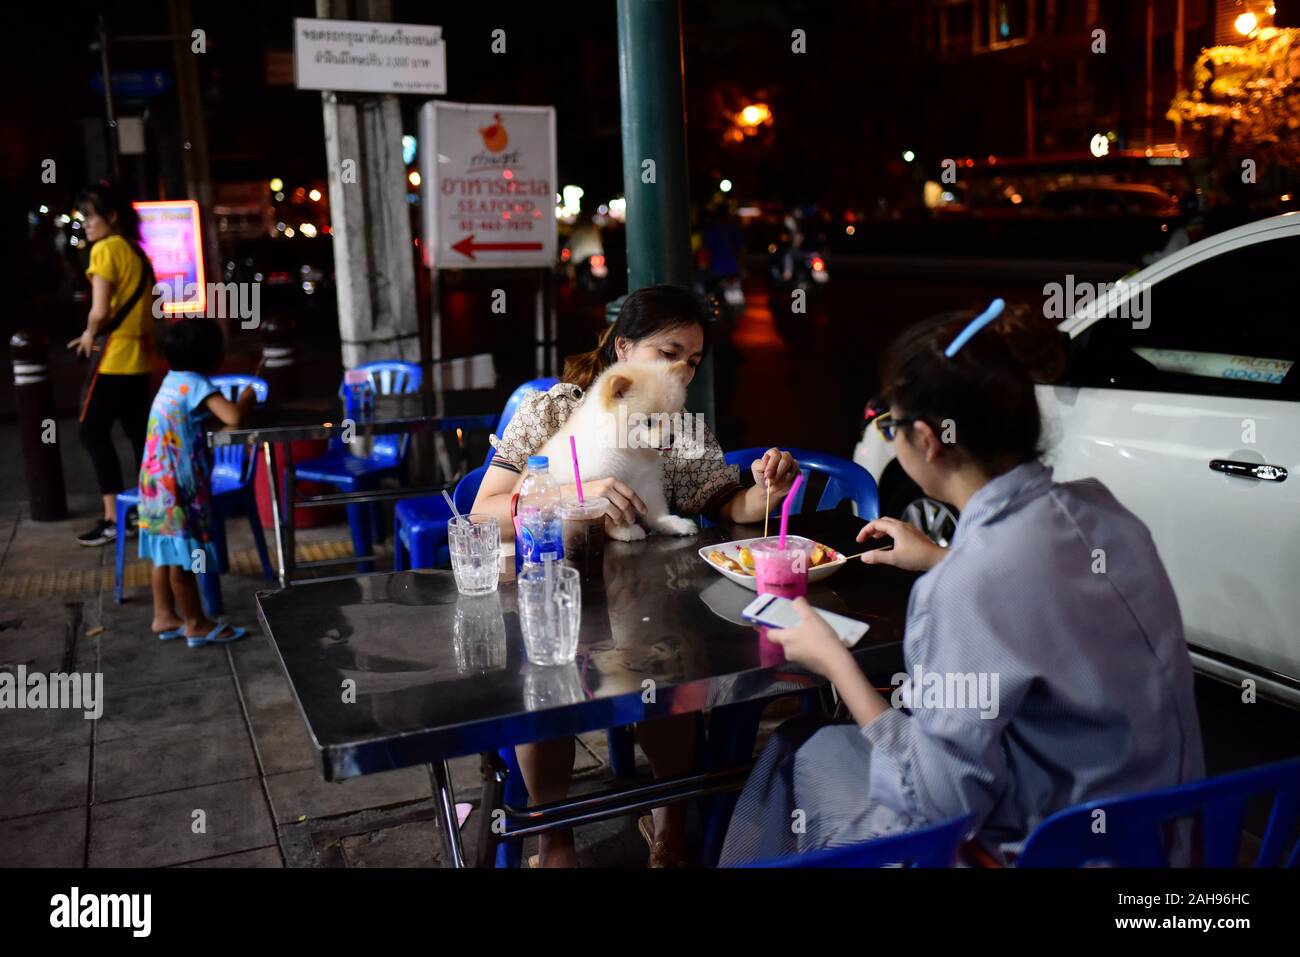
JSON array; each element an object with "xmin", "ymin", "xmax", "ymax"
[
  {"xmin": 517, "ymin": 563, "xmax": 582, "ymax": 666},
  {"xmin": 448, "ymin": 514, "xmax": 501, "ymax": 596},
  {"xmin": 750, "ymin": 536, "xmax": 814, "ymax": 599}
]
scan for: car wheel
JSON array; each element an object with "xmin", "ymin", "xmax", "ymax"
[
  {"xmin": 878, "ymin": 461, "xmax": 959, "ymax": 547},
  {"xmin": 900, "ymin": 497, "xmax": 959, "ymax": 548}
]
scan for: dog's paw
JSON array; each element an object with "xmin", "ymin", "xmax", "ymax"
[
  {"xmin": 653, "ymin": 514, "xmax": 698, "ymax": 537},
  {"xmin": 605, "ymin": 520, "xmax": 647, "ymax": 542}
]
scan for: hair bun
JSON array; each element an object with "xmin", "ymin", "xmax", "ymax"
[{"xmin": 991, "ymin": 302, "xmax": 1068, "ymax": 384}]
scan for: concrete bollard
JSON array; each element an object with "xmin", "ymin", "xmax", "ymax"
[{"xmin": 10, "ymin": 329, "xmax": 68, "ymax": 521}]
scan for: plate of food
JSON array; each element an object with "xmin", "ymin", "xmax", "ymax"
[{"xmin": 698, "ymin": 537, "xmax": 847, "ymax": 591}]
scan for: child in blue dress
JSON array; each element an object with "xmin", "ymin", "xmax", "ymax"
[{"xmin": 139, "ymin": 319, "xmax": 257, "ymax": 647}]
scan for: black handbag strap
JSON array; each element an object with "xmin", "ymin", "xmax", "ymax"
[{"xmin": 100, "ymin": 240, "xmax": 154, "ymax": 339}]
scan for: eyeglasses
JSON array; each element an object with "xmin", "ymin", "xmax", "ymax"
[{"xmin": 872, "ymin": 411, "xmax": 923, "ymax": 442}]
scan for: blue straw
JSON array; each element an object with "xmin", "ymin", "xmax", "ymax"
[{"xmin": 944, "ymin": 298, "xmax": 1006, "ymax": 358}]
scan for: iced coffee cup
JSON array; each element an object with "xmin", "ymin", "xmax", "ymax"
[{"xmin": 560, "ymin": 496, "xmax": 608, "ymax": 580}]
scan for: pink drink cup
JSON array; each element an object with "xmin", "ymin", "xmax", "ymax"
[{"xmin": 751, "ymin": 536, "xmax": 814, "ymax": 599}]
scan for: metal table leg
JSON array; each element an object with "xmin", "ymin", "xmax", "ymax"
[
  {"xmin": 263, "ymin": 441, "xmax": 288, "ymax": 588},
  {"xmin": 281, "ymin": 446, "xmax": 297, "ymax": 585},
  {"xmin": 475, "ymin": 752, "xmax": 506, "ymax": 868},
  {"xmin": 428, "ymin": 760, "xmax": 466, "ymax": 868}
]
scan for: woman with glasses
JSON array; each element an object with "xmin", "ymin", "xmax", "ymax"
[{"xmin": 720, "ymin": 300, "xmax": 1205, "ymax": 866}]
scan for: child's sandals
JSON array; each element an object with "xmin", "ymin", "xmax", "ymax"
[{"xmin": 186, "ymin": 623, "xmax": 247, "ymax": 648}]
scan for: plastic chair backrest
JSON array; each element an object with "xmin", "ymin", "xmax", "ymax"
[
  {"xmin": 487, "ymin": 377, "xmax": 559, "ymax": 466},
  {"xmin": 336, "ymin": 361, "xmax": 423, "ymax": 464},
  {"xmin": 1017, "ymin": 757, "xmax": 1300, "ymax": 867},
  {"xmin": 209, "ymin": 374, "xmax": 269, "ymax": 486},
  {"xmin": 723, "ymin": 446, "xmax": 879, "ymax": 520},
  {"xmin": 738, "ymin": 813, "xmax": 974, "ymax": 868}
]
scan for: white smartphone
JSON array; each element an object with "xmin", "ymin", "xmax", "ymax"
[{"xmin": 741, "ymin": 594, "xmax": 870, "ymax": 648}]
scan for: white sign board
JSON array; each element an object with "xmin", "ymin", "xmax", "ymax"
[
  {"xmin": 294, "ymin": 18, "xmax": 446, "ymax": 94},
  {"xmin": 419, "ymin": 101, "xmax": 557, "ymax": 270}
]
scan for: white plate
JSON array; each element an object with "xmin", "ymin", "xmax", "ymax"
[{"xmin": 697, "ymin": 537, "xmax": 847, "ymax": 591}]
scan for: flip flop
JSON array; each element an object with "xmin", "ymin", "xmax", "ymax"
[
  {"xmin": 186, "ymin": 623, "xmax": 247, "ymax": 648},
  {"xmin": 157, "ymin": 627, "xmax": 185, "ymax": 641}
]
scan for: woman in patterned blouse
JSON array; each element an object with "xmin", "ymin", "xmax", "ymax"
[{"xmin": 473, "ymin": 284, "xmax": 800, "ymax": 866}]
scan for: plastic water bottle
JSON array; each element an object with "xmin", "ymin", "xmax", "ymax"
[
  {"xmin": 517, "ymin": 455, "xmax": 564, "ymax": 568},
  {"xmin": 342, "ymin": 369, "xmax": 374, "ymax": 425}
]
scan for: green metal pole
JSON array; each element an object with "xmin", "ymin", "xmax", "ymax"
[{"xmin": 615, "ymin": 0, "xmax": 714, "ymax": 427}]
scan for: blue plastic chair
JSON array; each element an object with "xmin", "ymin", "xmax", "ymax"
[
  {"xmin": 394, "ymin": 377, "xmax": 558, "ymax": 572},
  {"xmin": 735, "ymin": 813, "xmax": 975, "ymax": 868},
  {"xmin": 115, "ymin": 374, "xmax": 273, "ymax": 617},
  {"xmin": 1018, "ymin": 757, "xmax": 1300, "ymax": 868},
  {"xmin": 392, "ymin": 465, "xmax": 488, "ymax": 570},
  {"xmin": 295, "ymin": 361, "xmax": 423, "ymax": 572},
  {"xmin": 716, "ymin": 446, "xmax": 879, "ymax": 523}
]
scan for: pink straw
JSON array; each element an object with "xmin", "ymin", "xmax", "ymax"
[
  {"xmin": 778, "ymin": 473, "xmax": 804, "ymax": 549},
  {"xmin": 569, "ymin": 435, "xmax": 585, "ymax": 505}
]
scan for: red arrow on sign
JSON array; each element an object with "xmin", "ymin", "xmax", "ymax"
[{"xmin": 450, "ymin": 234, "xmax": 544, "ymax": 260}]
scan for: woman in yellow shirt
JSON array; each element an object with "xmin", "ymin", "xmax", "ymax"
[{"xmin": 67, "ymin": 182, "xmax": 156, "ymax": 546}]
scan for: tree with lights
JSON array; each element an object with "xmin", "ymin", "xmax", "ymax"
[{"xmin": 1168, "ymin": 27, "xmax": 1300, "ymax": 171}]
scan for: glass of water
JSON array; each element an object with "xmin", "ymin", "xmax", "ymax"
[
  {"xmin": 448, "ymin": 514, "xmax": 501, "ymax": 596},
  {"xmin": 517, "ymin": 563, "xmax": 581, "ymax": 666}
]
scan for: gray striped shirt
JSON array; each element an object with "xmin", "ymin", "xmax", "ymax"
[{"xmin": 863, "ymin": 461, "xmax": 1205, "ymax": 861}]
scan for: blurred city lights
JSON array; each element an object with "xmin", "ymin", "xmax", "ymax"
[
  {"xmin": 300, "ymin": 223, "xmax": 317, "ymax": 238},
  {"xmin": 269, "ymin": 177, "xmax": 284, "ymax": 192},
  {"xmin": 738, "ymin": 103, "xmax": 771, "ymax": 128},
  {"xmin": 408, "ymin": 170, "xmax": 421, "ymax": 187},
  {"xmin": 309, "ymin": 189, "xmax": 322, "ymax": 202},
  {"xmin": 1235, "ymin": 12, "xmax": 1258, "ymax": 35},
  {"xmin": 902, "ymin": 150, "xmax": 916, "ymax": 163},
  {"xmin": 719, "ymin": 179, "xmax": 733, "ymax": 193}
]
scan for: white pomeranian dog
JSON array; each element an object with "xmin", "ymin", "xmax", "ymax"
[{"xmin": 536, "ymin": 360, "xmax": 699, "ymax": 541}]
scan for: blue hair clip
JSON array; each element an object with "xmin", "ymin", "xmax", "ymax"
[{"xmin": 944, "ymin": 298, "xmax": 1006, "ymax": 358}]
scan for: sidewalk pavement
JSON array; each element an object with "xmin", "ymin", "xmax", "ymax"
[{"xmin": 0, "ymin": 420, "xmax": 659, "ymax": 868}]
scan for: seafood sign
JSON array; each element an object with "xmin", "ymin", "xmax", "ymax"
[
  {"xmin": 420, "ymin": 101, "xmax": 558, "ymax": 270},
  {"xmin": 293, "ymin": 17, "xmax": 446, "ymax": 94}
]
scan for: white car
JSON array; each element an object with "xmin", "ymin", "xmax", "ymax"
[{"xmin": 854, "ymin": 213, "xmax": 1300, "ymax": 708}]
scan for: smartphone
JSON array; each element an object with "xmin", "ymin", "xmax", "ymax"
[{"xmin": 741, "ymin": 594, "xmax": 870, "ymax": 648}]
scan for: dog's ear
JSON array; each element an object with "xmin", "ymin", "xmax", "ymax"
[
  {"xmin": 667, "ymin": 360, "xmax": 692, "ymax": 383},
  {"xmin": 603, "ymin": 372, "xmax": 633, "ymax": 403}
]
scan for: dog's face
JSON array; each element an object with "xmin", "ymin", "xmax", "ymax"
[{"xmin": 595, "ymin": 360, "xmax": 691, "ymax": 452}]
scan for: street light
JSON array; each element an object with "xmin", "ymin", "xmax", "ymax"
[
  {"xmin": 269, "ymin": 177, "xmax": 283, "ymax": 193},
  {"xmin": 1236, "ymin": 11, "xmax": 1259, "ymax": 35},
  {"xmin": 902, "ymin": 150, "xmax": 916, "ymax": 163},
  {"xmin": 719, "ymin": 179, "xmax": 733, "ymax": 193}
]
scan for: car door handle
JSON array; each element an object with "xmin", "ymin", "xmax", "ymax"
[{"xmin": 1209, "ymin": 460, "xmax": 1288, "ymax": 482}]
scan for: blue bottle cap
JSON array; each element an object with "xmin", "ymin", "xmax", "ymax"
[{"xmin": 527, "ymin": 455, "xmax": 549, "ymax": 470}]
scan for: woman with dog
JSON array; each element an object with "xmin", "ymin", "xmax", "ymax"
[{"xmin": 473, "ymin": 283, "xmax": 800, "ymax": 866}]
